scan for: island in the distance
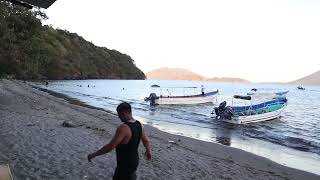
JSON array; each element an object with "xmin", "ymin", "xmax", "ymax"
[
  {"xmin": 289, "ymin": 71, "xmax": 320, "ymax": 86},
  {"xmin": 146, "ymin": 67, "xmax": 250, "ymax": 83}
]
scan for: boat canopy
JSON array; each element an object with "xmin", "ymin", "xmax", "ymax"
[
  {"xmin": 247, "ymin": 91, "xmax": 289, "ymax": 96},
  {"xmin": 160, "ymin": 90, "xmax": 219, "ymax": 98},
  {"xmin": 231, "ymin": 97, "xmax": 287, "ymax": 111},
  {"xmin": 233, "ymin": 95, "xmax": 251, "ymax": 100},
  {"xmin": 275, "ymin": 91, "xmax": 289, "ymax": 96}
]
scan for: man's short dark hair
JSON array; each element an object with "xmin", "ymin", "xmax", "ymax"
[{"xmin": 116, "ymin": 102, "xmax": 132, "ymax": 113}]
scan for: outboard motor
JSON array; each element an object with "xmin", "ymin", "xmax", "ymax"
[
  {"xmin": 144, "ymin": 93, "xmax": 159, "ymax": 106},
  {"xmin": 213, "ymin": 101, "xmax": 226, "ymax": 116},
  {"xmin": 212, "ymin": 101, "xmax": 233, "ymax": 120}
]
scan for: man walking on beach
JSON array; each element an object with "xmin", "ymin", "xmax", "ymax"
[{"xmin": 87, "ymin": 102, "xmax": 152, "ymax": 180}]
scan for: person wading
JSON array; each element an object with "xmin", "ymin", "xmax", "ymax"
[{"xmin": 87, "ymin": 102, "xmax": 152, "ymax": 180}]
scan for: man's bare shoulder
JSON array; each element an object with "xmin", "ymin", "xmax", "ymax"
[{"xmin": 117, "ymin": 123, "xmax": 131, "ymax": 133}]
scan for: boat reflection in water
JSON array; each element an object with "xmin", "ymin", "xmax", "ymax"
[{"xmin": 215, "ymin": 123, "xmax": 233, "ymax": 146}]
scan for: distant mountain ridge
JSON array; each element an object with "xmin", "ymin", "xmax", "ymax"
[
  {"xmin": 146, "ymin": 67, "xmax": 250, "ymax": 83},
  {"xmin": 290, "ymin": 71, "xmax": 320, "ymax": 85}
]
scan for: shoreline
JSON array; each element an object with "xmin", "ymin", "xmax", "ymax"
[
  {"xmin": 34, "ymin": 80, "xmax": 320, "ymax": 175},
  {"xmin": 135, "ymin": 115, "xmax": 320, "ymax": 176},
  {"xmin": 0, "ymin": 79, "xmax": 319, "ymax": 180},
  {"xmin": 32, "ymin": 85, "xmax": 116, "ymax": 116}
]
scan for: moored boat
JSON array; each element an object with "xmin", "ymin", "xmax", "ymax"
[
  {"xmin": 150, "ymin": 84, "xmax": 160, "ymax": 88},
  {"xmin": 145, "ymin": 87, "xmax": 219, "ymax": 105},
  {"xmin": 213, "ymin": 95, "xmax": 287, "ymax": 124}
]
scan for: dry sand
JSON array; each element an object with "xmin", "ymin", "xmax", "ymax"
[{"xmin": 0, "ymin": 79, "xmax": 319, "ymax": 180}]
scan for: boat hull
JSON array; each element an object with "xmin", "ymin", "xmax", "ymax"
[{"xmin": 222, "ymin": 106, "xmax": 286, "ymax": 124}]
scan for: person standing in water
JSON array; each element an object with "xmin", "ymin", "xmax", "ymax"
[
  {"xmin": 87, "ymin": 102, "xmax": 152, "ymax": 180},
  {"xmin": 201, "ymin": 85, "xmax": 205, "ymax": 95}
]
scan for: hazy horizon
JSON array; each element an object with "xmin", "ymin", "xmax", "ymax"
[
  {"xmin": 144, "ymin": 66, "xmax": 319, "ymax": 83},
  {"xmin": 44, "ymin": 0, "xmax": 320, "ymax": 83}
]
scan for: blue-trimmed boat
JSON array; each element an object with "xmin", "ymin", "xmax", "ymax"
[{"xmin": 213, "ymin": 96, "xmax": 288, "ymax": 124}]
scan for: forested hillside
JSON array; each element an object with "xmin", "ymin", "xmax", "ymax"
[{"xmin": 0, "ymin": 1, "xmax": 145, "ymax": 80}]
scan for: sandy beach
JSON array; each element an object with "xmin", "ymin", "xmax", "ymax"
[{"xmin": 0, "ymin": 79, "xmax": 319, "ymax": 180}]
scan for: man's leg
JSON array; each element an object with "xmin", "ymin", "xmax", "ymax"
[
  {"xmin": 128, "ymin": 170, "xmax": 137, "ymax": 180},
  {"xmin": 113, "ymin": 167, "xmax": 121, "ymax": 180},
  {"xmin": 113, "ymin": 167, "xmax": 137, "ymax": 180}
]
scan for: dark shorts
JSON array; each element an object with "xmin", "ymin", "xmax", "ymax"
[{"xmin": 113, "ymin": 166, "xmax": 137, "ymax": 180}]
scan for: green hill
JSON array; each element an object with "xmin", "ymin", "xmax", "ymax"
[{"xmin": 0, "ymin": 1, "xmax": 145, "ymax": 80}]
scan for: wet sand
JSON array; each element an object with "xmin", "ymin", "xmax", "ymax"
[{"xmin": 0, "ymin": 79, "xmax": 319, "ymax": 180}]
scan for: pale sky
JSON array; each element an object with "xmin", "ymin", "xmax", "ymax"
[{"xmin": 44, "ymin": 0, "xmax": 320, "ymax": 83}]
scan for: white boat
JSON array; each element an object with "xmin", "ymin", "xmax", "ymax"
[
  {"xmin": 213, "ymin": 95, "xmax": 287, "ymax": 124},
  {"xmin": 145, "ymin": 87, "xmax": 219, "ymax": 105},
  {"xmin": 224, "ymin": 106, "xmax": 286, "ymax": 124}
]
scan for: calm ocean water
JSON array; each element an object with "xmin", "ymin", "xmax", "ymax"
[{"xmin": 35, "ymin": 80, "xmax": 320, "ymax": 174}]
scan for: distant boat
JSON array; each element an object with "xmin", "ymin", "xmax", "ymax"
[
  {"xmin": 151, "ymin": 84, "xmax": 160, "ymax": 88},
  {"xmin": 144, "ymin": 87, "xmax": 219, "ymax": 105},
  {"xmin": 213, "ymin": 95, "xmax": 287, "ymax": 124},
  {"xmin": 251, "ymin": 88, "xmax": 257, "ymax": 92},
  {"xmin": 297, "ymin": 86, "xmax": 305, "ymax": 90},
  {"xmin": 274, "ymin": 91, "xmax": 289, "ymax": 96}
]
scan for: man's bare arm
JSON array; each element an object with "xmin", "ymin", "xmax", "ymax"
[
  {"xmin": 141, "ymin": 124, "xmax": 152, "ymax": 160},
  {"xmin": 88, "ymin": 125, "xmax": 127, "ymax": 161}
]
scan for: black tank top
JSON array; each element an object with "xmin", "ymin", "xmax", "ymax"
[{"xmin": 116, "ymin": 121, "xmax": 142, "ymax": 170}]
